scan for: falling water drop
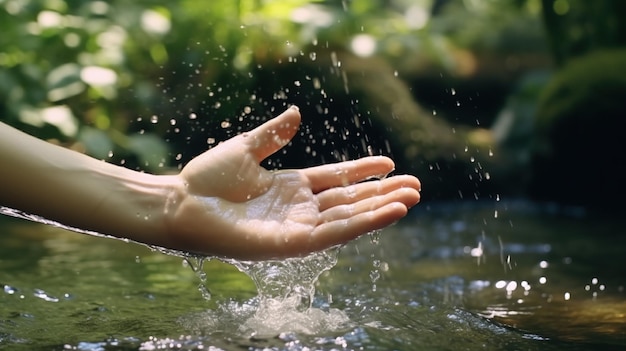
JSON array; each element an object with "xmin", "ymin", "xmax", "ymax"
[
  {"xmin": 369, "ymin": 269, "xmax": 380, "ymax": 283},
  {"xmin": 185, "ymin": 257, "xmax": 212, "ymax": 300}
]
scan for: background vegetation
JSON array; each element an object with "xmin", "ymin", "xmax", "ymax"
[{"xmin": 1, "ymin": 0, "xmax": 624, "ymax": 209}]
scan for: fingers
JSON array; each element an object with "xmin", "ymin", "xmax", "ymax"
[
  {"xmin": 303, "ymin": 156, "xmax": 396, "ymax": 193},
  {"xmin": 318, "ymin": 186, "xmax": 420, "ymax": 224},
  {"xmin": 306, "ymin": 177, "xmax": 420, "ymax": 252},
  {"xmin": 246, "ymin": 106, "xmax": 301, "ymax": 162},
  {"xmin": 308, "ymin": 202, "xmax": 408, "ymax": 252},
  {"xmin": 316, "ymin": 174, "xmax": 421, "ymax": 211}
]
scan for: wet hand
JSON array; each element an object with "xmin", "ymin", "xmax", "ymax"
[{"xmin": 167, "ymin": 107, "xmax": 421, "ymax": 260}]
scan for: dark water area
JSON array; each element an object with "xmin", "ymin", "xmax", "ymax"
[{"xmin": 1, "ymin": 200, "xmax": 625, "ymax": 350}]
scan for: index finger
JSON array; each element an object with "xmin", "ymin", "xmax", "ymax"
[{"xmin": 302, "ymin": 156, "xmax": 395, "ymax": 193}]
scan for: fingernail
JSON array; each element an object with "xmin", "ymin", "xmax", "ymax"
[{"xmin": 289, "ymin": 105, "xmax": 299, "ymax": 111}]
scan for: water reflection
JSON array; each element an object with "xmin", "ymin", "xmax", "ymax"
[{"xmin": 1, "ymin": 201, "xmax": 626, "ymax": 350}]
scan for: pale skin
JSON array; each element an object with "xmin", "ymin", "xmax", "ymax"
[{"xmin": 0, "ymin": 106, "xmax": 421, "ymax": 260}]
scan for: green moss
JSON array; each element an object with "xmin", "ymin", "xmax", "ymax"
[
  {"xmin": 531, "ymin": 49, "xmax": 626, "ymax": 208},
  {"xmin": 536, "ymin": 49, "xmax": 626, "ymax": 133}
]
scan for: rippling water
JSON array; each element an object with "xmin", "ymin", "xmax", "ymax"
[{"xmin": 1, "ymin": 200, "xmax": 625, "ymax": 350}]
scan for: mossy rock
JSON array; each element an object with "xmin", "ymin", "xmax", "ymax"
[{"xmin": 530, "ymin": 49, "xmax": 626, "ymax": 209}]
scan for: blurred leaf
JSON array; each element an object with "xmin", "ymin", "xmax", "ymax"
[
  {"xmin": 46, "ymin": 63, "xmax": 85, "ymax": 102},
  {"xmin": 18, "ymin": 105, "xmax": 78, "ymax": 138},
  {"xmin": 79, "ymin": 126, "xmax": 114, "ymax": 159},
  {"xmin": 127, "ymin": 133, "xmax": 169, "ymax": 171}
]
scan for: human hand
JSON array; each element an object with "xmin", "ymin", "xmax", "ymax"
[{"xmin": 165, "ymin": 106, "xmax": 421, "ymax": 260}]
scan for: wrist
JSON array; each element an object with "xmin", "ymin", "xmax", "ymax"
[{"xmin": 127, "ymin": 173, "xmax": 187, "ymax": 250}]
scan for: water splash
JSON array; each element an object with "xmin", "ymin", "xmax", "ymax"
[
  {"xmin": 180, "ymin": 247, "xmax": 352, "ymax": 338},
  {"xmin": 226, "ymin": 248, "xmax": 339, "ymax": 306}
]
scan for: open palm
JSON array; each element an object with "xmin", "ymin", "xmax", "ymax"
[{"xmin": 167, "ymin": 107, "xmax": 420, "ymax": 260}]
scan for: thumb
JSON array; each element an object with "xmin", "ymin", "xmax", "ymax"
[{"xmin": 247, "ymin": 105, "xmax": 301, "ymax": 162}]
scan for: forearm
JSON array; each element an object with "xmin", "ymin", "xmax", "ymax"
[{"xmin": 0, "ymin": 122, "xmax": 182, "ymax": 247}]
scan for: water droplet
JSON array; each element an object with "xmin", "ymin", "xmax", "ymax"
[
  {"xmin": 3, "ymin": 284, "xmax": 17, "ymax": 294},
  {"xmin": 221, "ymin": 121, "xmax": 231, "ymax": 128},
  {"xmin": 369, "ymin": 270, "xmax": 380, "ymax": 282},
  {"xmin": 243, "ymin": 106, "xmax": 252, "ymax": 114},
  {"xmin": 505, "ymin": 281, "xmax": 517, "ymax": 293},
  {"xmin": 369, "ymin": 231, "xmax": 381, "ymax": 245},
  {"xmin": 150, "ymin": 115, "xmax": 158, "ymax": 124},
  {"xmin": 207, "ymin": 137, "xmax": 216, "ymax": 145}
]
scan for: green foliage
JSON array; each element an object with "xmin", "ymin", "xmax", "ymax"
[
  {"xmin": 0, "ymin": 0, "xmax": 177, "ymax": 170},
  {"xmin": 434, "ymin": 0, "xmax": 547, "ymax": 54},
  {"xmin": 0, "ymin": 0, "xmax": 547, "ymax": 186},
  {"xmin": 540, "ymin": 0, "xmax": 626, "ymax": 65}
]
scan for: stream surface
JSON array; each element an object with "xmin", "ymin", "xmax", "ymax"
[{"xmin": 1, "ymin": 200, "xmax": 625, "ymax": 350}]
